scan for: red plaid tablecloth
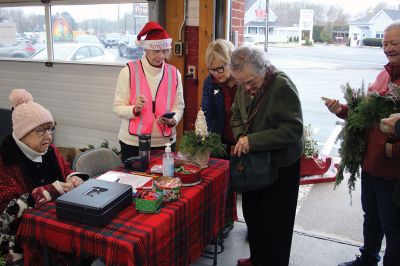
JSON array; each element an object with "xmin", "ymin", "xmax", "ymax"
[{"xmin": 17, "ymin": 158, "xmax": 229, "ymax": 266}]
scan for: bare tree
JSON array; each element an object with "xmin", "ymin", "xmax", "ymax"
[
  {"xmin": 326, "ymin": 6, "xmax": 350, "ymax": 25},
  {"xmin": 367, "ymin": 2, "xmax": 395, "ymax": 16},
  {"xmin": 354, "ymin": 1, "xmax": 397, "ymax": 18},
  {"xmin": 270, "ymin": 0, "xmax": 350, "ymax": 26}
]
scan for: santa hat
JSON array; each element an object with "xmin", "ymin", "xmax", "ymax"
[{"xmin": 136, "ymin": 21, "xmax": 172, "ymax": 50}]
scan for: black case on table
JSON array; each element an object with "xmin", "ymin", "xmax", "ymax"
[{"xmin": 56, "ymin": 178, "xmax": 132, "ymax": 227}]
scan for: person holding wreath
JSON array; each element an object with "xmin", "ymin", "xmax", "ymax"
[{"xmin": 324, "ymin": 22, "xmax": 400, "ymax": 266}]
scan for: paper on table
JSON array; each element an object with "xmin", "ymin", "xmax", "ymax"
[{"xmin": 97, "ymin": 171, "xmax": 152, "ymax": 192}]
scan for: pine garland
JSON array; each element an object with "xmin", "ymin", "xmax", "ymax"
[{"xmin": 337, "ymin": 81, "xmax": 400, "ymax": 193}]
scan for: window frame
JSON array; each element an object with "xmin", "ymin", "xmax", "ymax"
[{"xmin": 0, "ymin": 0, "xmax": 150, "ymax": 65}]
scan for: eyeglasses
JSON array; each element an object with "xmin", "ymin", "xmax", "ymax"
[
  {"xmin": 237, "ymin": 76, "xmax": 258, "ymax": 87},
  {"xmin": 34, "ymin": 126, "xmax": 56, "ymax": 137},
  {"xmin": 208, "ymin": 66, "xmax": 225, "ymax": 75}
]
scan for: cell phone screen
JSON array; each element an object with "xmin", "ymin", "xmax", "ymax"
[
  {"xmin": 162, "ymin": 112, "xmax": 175, "ymax": 119},
  {"xmin": 321, "ymin": 97, "xmax": 330, "ymax": 102}
]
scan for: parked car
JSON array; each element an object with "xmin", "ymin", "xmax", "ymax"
[
  {"xmin": 0, "ymin": 39, "xmax": 36, "ymax": 58},
  {"xmin": 104, "ymin": 33, "xmax": 121, "ymax": 48},
  {"xmin": 75, "ymin": 35, "xmax": 104, "ymax": 47},
  {"xmin": 118, "ymin": 35, "xmax": 144, "ymax": 59},
  {"xmin": 32, "ymin": 43, "xmax": 115, "ymax": 62},
  {"xmin": 243, "ymin": 36, "xmax": 256, "ymax": 46},
  {"xmin": 97, "ymin": 34, "xmax": 106, "ymax": 45}
]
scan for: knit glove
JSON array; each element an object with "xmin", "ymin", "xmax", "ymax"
[{"xmin": 31, "ymin": 181, "xmax": 65, "ymax": 208}]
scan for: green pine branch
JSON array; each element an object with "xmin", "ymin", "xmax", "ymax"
[
  {"xmin": 337, "ymin": 81, "xmax": 400, "ymax": 194},
  {"xmin": 179, "ymin": 130, "xmax": 225, "ymax": 158}
]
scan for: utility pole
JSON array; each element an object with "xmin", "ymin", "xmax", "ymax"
[{"xmin": 264, "ymin": 0, "xmax": 269, "ymax": 52}]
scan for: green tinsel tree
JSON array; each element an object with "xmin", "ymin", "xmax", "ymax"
[{"xmin": 337, "ymin": 81, "xmax": 400, "ymax": 193}]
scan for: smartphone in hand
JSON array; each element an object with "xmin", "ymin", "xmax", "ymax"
[
  {"xmin": 162, "ymin": 112, "xmax": 176, "ymax": 119},
  {"xmin": 321, "ymin": 97, "xmax": 331, "ymax": 103}
]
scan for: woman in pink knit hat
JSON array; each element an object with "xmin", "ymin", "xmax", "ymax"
[{"xmin": 0, "ymin": 89, "xmax": 85, "ymax": 265}]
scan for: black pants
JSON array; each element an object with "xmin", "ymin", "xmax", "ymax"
[
  {"xmin": 242, "ymin": 159, "xmax": 300, "ymax": 266},
  {"xmin": 119, "ymin": 140, "xmax": 176, "ymax": 162},
  {"xmin": 359, "ymin": 171, "xmax": 400, "ymax": 266}
]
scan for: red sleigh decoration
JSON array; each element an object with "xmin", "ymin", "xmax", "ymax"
[{"xmin": 299, "ymin": 155, "xmax": 337, "ymax": 185}]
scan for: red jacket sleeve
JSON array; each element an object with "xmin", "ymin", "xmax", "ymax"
[{"xmin": 52, "ymin": 144, "xmax": 73, "ymax": 182}]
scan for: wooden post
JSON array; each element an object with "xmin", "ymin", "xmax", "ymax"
[
  {"xmin": 198, "ymin": 0, "xmax": 215, "ymax": 109},
  {"xmin": 165, "ymin": 0, "xmax": 185, "ymax": 140}
]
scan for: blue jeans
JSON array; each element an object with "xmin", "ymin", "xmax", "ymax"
[{"xmin": 360, "ymin": 171, "xmax": 400, "ymax": 266}]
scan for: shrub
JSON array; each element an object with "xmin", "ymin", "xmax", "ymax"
[
  {"xmin": 320, "ymin": 25, "xmax": 333, "ymax": 43},
  {"xmin": 313, "ymin": 25, "xmax": 323, "ymax": 42},
  {"xmin": 303, "ymin": 38, "xmax": 313, "ymax": 46},
  {"xmin": 362, "ymin": 38, "xmax": 383, "ymax": 47}
]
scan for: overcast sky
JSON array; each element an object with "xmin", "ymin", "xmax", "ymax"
[
  {"xmin": 302, "ymin": 0, "xmax": 400, "ymax": 16},
  {"xmin": 21, "ymin": 1, "xmax": 400, "ymax": 22}
]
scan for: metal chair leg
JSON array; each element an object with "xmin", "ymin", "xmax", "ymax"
[{"xmin": 203, "ymin": 231, "xmax": 225, "ymax": 265}]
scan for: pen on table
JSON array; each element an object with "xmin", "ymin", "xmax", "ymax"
[
  {"xmin": 136, "ymin": 186, "xmax": 152, "ymax": 190},
  {"xmin": 114, "ymin": 178, "xmax": 120, "ymax": 183}
]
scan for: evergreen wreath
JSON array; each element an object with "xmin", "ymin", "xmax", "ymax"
[{"xmin": 337, "ymin": 81, "xmax": 400, "ymax": 193}]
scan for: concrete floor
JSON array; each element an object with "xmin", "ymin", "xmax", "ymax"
[{"xmin": 191, "ymin": 172, "xmax": 385, "ymax": 266}]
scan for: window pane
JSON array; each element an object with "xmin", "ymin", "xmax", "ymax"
[
  {"xmin": 0, "ymin": 6, "xmax": 45, "ymax": 59},
  {"xmin": 89, "ymin": 46, "xmax": 104, "ymax": 57},
  {"xmin": 50, "ymin": 3, "xmax": 148, "ymax": 63},
  {"xmin": 73, "ymin": 47, "xmax": 90, "ymax": 60}
]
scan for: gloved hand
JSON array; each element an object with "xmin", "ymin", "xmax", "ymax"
[{"xmin": 31, "ymin": 181, "xmax": 70, "ymax": 207}]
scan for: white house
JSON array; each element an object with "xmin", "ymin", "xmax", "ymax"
[
  {"xmin": 349, "ymin": 9, "xmax": 400, "ymax": 47},
  {"xmin": 244, "ymin": 0, "xmax": 298, "ymax": 43}
]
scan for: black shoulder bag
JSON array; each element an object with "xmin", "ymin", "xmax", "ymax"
[
  {"xmin": 229, "ymin": 74, "xmax": 278, "ymax": 192},
  {"xmin": 391, "ymin": 178, "xmax": 400, "ymax": 208}
]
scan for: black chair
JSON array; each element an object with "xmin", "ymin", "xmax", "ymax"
[{"xmin": 0, "ymin": 108, "xmax": 12, "ymax": 143}]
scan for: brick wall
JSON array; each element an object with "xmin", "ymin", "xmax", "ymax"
[
  {"xmin": 231, "ymin": 0, "xmax": 245, "ymax": 45},
  {"xmin": 183, "ymin": 26, "xmax": 199, "ymax": 130}
]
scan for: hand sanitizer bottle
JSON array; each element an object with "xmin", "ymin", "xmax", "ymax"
[{"xmin": 162, "ymin": 143, "xmax": 174, "ymax": 177}]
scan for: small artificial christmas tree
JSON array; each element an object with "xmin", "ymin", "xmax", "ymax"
[{"xmin": 179, "ymin": 109, "xmax": 225, "ymax": 162}]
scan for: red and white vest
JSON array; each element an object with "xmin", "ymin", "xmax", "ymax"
[{"xmin": 128, "ymin": 60, "xmax": 178, "ymax": 136}]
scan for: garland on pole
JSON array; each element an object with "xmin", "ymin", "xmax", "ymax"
[{"xmin": 337, "ymin": 81, "xmax": 400, "ymax": 194}]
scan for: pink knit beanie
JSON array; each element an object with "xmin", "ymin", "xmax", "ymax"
[{"xmin": 9, "ymin": 89, "xmax": 54, "ymax": 139}]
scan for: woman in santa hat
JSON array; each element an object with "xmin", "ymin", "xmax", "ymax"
[{"xmin": 113, "ymin": 21, "xmax": 185, "ymax": 162}]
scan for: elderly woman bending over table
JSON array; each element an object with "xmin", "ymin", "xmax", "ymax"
[{"xmin": 230, "ymin": 46, "xmax": 303, "ymax": 266}]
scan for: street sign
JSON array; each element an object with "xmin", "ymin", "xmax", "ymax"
[{"xmin": 299, "ymin": 9, "xmax": 314, "ymax": 44}]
